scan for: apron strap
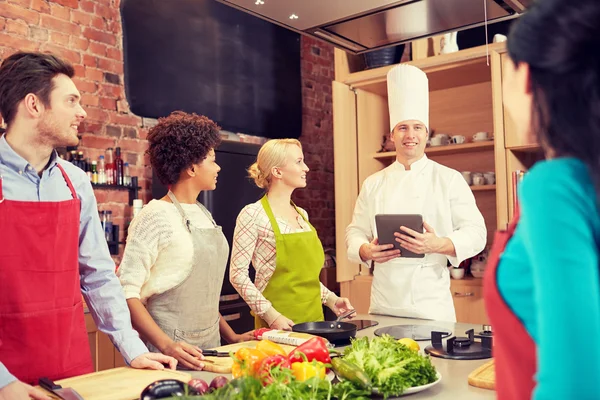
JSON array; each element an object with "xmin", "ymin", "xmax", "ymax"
[
  {"xmin": 167, "ymin": 191, "xmax": 217, "ymax": 231},
  {"xmin": 167, "ymin": 191, "xmax": 192, "ymax": 232},
  {"xmin": 55, "ymin": 164, "xmax": 77, "ymax": 199},
  {"xmin": 260, "ymin": 195, "xmax": 282, "ymax": 237}
]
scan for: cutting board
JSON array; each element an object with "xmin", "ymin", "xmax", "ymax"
[
  {"xmin": 468, "ymin": 359, "xmax": 495, "ymax": 390},
  {"xmin": 37, "ymin": 367, "xmax": 192, "ymax": 400},
  {"xmin": 202, "ymin": 340, "xmax": 296, "ymax": 374}
]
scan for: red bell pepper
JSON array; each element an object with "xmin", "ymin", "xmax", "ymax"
[
  {"xmin": 253, "ymin": 328, "xmax": 272, "ymax": 340},
  {"xmin": 287, "ymin": 337, "xmax": 331, "ymax": 364},
  {"xmin": 256, "ymin": 354, "xmax": 291, "ymax": 385}
]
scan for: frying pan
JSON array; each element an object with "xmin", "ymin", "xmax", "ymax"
[{"xmin": 292, "ymin": 310, "xmax": 357, "ymax": 342}]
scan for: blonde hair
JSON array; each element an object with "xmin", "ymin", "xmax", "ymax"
[{"xmin": 248, "ymin": 139, "xmax": 302, "ymax": 190}]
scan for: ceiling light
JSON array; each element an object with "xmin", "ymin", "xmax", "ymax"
[
  {"xmin": 255, "ymin": 0, "xmax": 264, "ymax": 4},
  {"xmin": 289, "ymin": 14, "xmax": 298, "ymax": 20}
]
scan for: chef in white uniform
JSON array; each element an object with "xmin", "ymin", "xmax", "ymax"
[{"xmin": 345, "ymin": 64, "xmax": 486, "ymax": 322}]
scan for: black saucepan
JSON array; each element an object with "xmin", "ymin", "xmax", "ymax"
[{"xmin": 292, "ymin": 310, "xmax": 357, "ymax": 342}]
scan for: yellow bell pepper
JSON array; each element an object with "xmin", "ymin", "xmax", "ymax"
[
  {"xmin": 291, "ymin": 361, "xmax": 326, "ymax": 382},
  {"xmin": 256, "ymin": 339, "xmax": 287, "ymax": 357},
  {"xmin": 233, "ymin": 347, "xmax": 268, "ymax": 377},
  {"xmin": 231, "ymin": 361, "xmax": 243, "ymax": 378}
]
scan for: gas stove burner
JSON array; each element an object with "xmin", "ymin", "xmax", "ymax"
[
  {"xmin": 453, "ymin": 337, "xmax": 471, "ymax": 348},
  {"xmin": 424, "ymin": 329, "xmax": 493, "ymax": 360},
  {"xmin": 478, "ymin": 324, "xmax": 493, "ymax": 337}
]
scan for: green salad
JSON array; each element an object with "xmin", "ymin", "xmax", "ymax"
[{"xmin": 341, "ymin": 334, "xmax": 438, "ymax": 397}]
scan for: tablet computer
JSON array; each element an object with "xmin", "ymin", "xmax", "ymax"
[{"xmin": 375, "ymin": 214, "xmax": 424, "ymax": 259}]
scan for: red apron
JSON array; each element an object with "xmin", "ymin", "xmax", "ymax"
[
  {"xmin": 0, "ymin": 164, "xmax": 93, "ymax": 385},
  {"xmin": 484, "ymin": 208, "xmax": 536, "ymax": 399}
]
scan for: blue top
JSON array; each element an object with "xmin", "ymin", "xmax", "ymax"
[
  {"xmin": 498, "ymin": 157, "xmax": 600, "ymax": 399},
  {"xmin": 0, "ymin": 135, "xmax": 147, "ymax": 388}
]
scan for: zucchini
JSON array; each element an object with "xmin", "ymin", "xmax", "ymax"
[{"xmin": 331, "ymin": 357, "xmax": 372, "ymax": 389}]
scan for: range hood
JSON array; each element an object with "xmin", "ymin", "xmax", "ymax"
[{"xmin": 214, "ymin": 0, "xmax": 532, "ymax": 54}]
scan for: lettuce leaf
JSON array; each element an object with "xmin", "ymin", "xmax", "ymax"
[{"xmin": 342, "ymin": 335, "xmax": 437, "ymax": 397}]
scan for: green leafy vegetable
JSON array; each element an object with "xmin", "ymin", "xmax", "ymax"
[{"xmin": 341, "ymin": 334, "xmax": 437, "ymax": 397}]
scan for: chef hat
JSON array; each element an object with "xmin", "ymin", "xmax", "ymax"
[{"xmin": 387, "ymin": 64, "xmax": 429, "ymax": 132}]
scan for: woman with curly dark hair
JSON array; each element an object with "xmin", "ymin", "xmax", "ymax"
[
  {"xmin": 118, "ymin": 111, "xmax": 253, "ymax": 371},
  {"xmin": 484, "ymin": 0, "xmax": 600, "ymax": 398}
]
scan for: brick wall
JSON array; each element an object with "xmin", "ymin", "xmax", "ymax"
[{"xmin": 0, "ymin": 0, "xmax": 336, "ymax": 253}]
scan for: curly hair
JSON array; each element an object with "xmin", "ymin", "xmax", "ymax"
[{"xmin": 146, "ymin": 111, "xmax": 222, "ymax": 185}]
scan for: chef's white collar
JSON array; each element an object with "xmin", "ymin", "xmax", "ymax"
[{"xmin": 392, "ymin": 154, "xmax": 429, "ymax": 172}]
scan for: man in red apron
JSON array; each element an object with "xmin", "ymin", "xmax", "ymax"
[{"xmin": 0, "ymin": 52, "xmax": 176, "ymax": 400}]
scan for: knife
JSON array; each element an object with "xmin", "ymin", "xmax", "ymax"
[
  {"xmin": 201, "ymin": 349, "xmax": 231, "ymax": 357},
  {"xmin": 39, "ymin": 377, "xmax": 84, "ymax": 400}
]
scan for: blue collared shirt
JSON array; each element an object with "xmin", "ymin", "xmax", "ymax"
[{"xmin": 0, "ymin": 134, "xmax": 148, "ymax": 389}]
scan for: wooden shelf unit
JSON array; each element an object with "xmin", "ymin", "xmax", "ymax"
[{"xmin": 333, "ymin": 43, "xmax": 512, "ymax": 325}]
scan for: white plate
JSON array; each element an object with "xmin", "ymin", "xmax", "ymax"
[
  {"xmin": 337, "ymin": 371, "xmax": 442, "ymax": 398},
  {"xmin": 326, "ymin": 371, "xmax": 335, "ymax": 382}
]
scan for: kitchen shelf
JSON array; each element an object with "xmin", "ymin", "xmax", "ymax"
[
  {"xmin": 373, "ymin": 141, "xmax": 494, "ymax": 159},
  {"xmin": 507, "ymin": 143, "xmax": 542, "ymax": 153},
  {"xmin": 92, "ymin": 184, "xmax": 141, "ymax": 206},
  {"xmin": 471, "ymin": 185, "xmax": 496, "ymax": 192}
]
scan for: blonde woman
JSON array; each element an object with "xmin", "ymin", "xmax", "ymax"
[{"xmin": 230, "ymin": 139, "xmax": 354, "ymax": 330}]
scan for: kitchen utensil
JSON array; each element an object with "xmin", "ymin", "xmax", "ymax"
[
  {"xmin": 36, "ymin": 367, "xmax": 191, "ymax": 400},
  {"xmin": 39, "ymin": 377, "xmax": 86, "ymax": 400},
  {"xmin": 468, "ymin": 359, "xmax": 495, "ymax": 390},
  {"xmin": 200, "ymin": 349, "xmax": 231, "ymax": 357},
  {"xmin": 373, "ymin": 324, "xmax": 452, "ymax": 341},
  {"xmin": 450, "ymin": 268, "xmax": 465, "ymax": 279},
  {"xmin": 430, "ymin": 134, "xmax": 449, "ymax": 146},
  {"xmin": 292, "ymin": 311, "xmax": 358, "ymax": 342},
  {"xmin": 472, "ymin": 173, "xmax": 486, "ymax": 186},
  {"xmin": 484, "ymin": 171, "xmax": 496, "ymax": 185},
  {"xmin": 451, "ymin": 135, "xmax": 466, "ymax": 144},
  {"xmin": 461, "ymin": 171, "xmax": 473, "ymax": 185},
  {"xmin": 335, "ymin": 308, "xmax": 357, "ymax": 321},
  {"xmin": 473, "ymin": 131, "xmax": 490, "ymax": 141}
]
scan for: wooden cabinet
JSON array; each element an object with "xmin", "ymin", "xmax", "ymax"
[
  {"xmin": 492, "ymin": 52, "xmax": 545, "ymax": 228},
  {"xmin": 450, "ymin": 278, "xmax": 488, "ymax": 325},
  {"xmin": 85, "ymin": 313, "xmax": 127, "ymax": 371},
  {"xmin": 333, "ymin": 43, "xmax": 512, "ymax": 324}
]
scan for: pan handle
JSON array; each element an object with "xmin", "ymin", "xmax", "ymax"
[{"xmin": 335, "ymin": 309, "xmax": 357, "ymax": 322}]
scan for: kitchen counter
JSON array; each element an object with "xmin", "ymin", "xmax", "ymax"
[{"xmin": 190, "ymin": 314, "xmax": 495, "ymax": 399}]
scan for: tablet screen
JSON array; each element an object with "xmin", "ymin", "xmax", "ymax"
[{"xmin": 375, "ymin": 214, "xmax": 424, "ymax": 259}]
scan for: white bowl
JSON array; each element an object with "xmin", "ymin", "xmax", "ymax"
[{"xmin": 450, "ymin": 268, "xmax": 465, "ymax": 279}]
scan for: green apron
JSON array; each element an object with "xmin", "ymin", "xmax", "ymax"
[{"xmin": 254, "ymin": 195, "xmax": 325, "ymax": 329}]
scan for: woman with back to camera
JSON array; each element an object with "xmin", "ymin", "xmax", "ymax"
[
  {"xmin": 118, "ymin": 111, "xmax": 253, "ymax": 371},
  {"xmin": 229, "ymin": 139, "xmax": 354, "ymax": 330},
  {"xmin": 484, "ymin": 0, "xmax": 600, "ymax": 398}
]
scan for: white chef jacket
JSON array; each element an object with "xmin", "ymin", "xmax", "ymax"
[{"xmin": 345, "ymin": 155, "xmax": 486, "ymax": 322}]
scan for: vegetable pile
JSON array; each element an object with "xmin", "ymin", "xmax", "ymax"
[{"xmin": 154, "ymin": 334, "xmax": 437, "ymax": 399}]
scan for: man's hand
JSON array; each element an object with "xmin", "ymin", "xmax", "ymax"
[
  {"xmin": 131, "ymin": 351, "xmax": 179, "ymax": 371},
  {"xmin": 394, "ymin": 221, "xmax": 452, "ymax": 255},
  {"xmin": 359, "ymin": 238, "xmax": 401, "ymax": 263},
  {"xmin": 270, "ymin": 315, "xmax": 294, "ymax": 331},
  {"xmin": 0, "ymin": 381, "xmax": 51, "ymax": 400},
  {"xmin": 331, "ymin": 298, "xmax": 355, "ymax": 318}
]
